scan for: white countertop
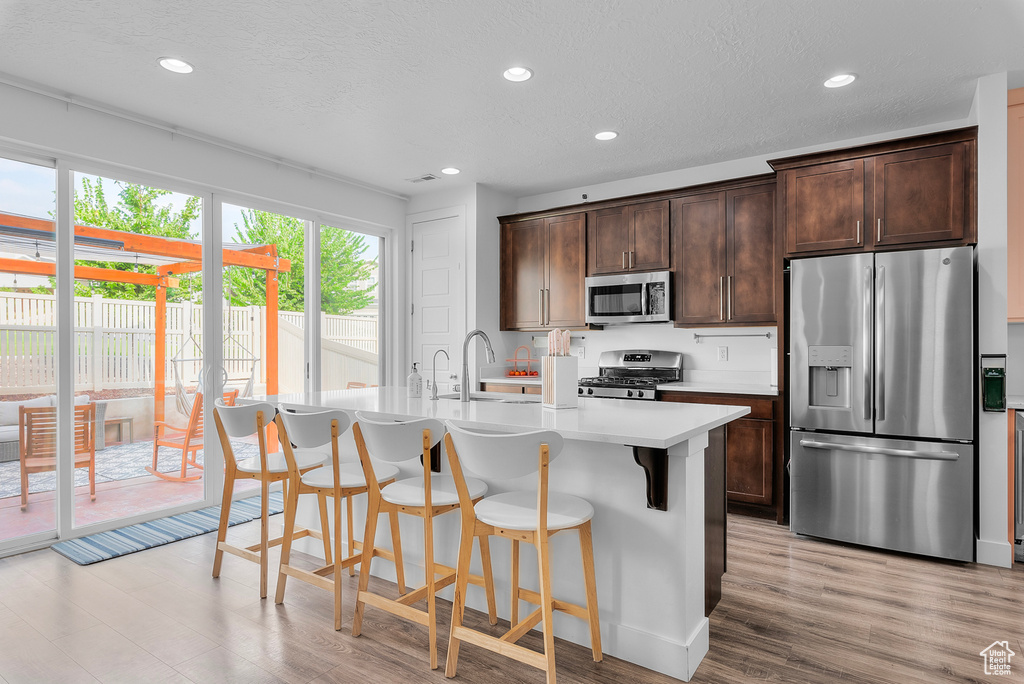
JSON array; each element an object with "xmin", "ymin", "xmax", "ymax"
[
  {"xmin": 479, "ymin": 375, "xmax": 542, "ymax": 386},
  {"xmin": 265, "ymin": 386, "xmax": 749, "ymax": 450},
  {"xmin": 657, "ymin": 381, "xmax": 779, "ymax": 397},
  {"xmin": 1008, "ymin": 395, "xmax": 1024, "ymax": 410}
]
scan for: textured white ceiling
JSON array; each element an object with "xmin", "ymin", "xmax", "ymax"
[{"xmin": 0, "ymin": 0, "xmax": 1021, "ymax": 198}]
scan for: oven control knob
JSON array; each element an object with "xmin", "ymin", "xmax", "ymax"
[
  {"xmin": 578, "ymin": 387, "xmax": 583, "ymax": 395},
  {"xmin": 638, "ymin": 390, "xmax": 645, "ymax": 398},
  {"xmin": 587, "ymin": 388, "xmax": 594, "ymax": 395},
  {"xmin": 627, "ymin": 390, "xmax": 634, "ymax": 398}
]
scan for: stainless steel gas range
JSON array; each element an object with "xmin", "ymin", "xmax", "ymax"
[{"xmin": 578, "ymin": 349, "xmax": 682, "ymax": 401}]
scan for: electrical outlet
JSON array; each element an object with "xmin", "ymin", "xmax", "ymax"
[
  {"xmin": 576, "ymin": 346, "xmax": 585, "ymax": 359},
  {"xmin": 717, "ymin": 346, "xmax": 728, "ymax": 362}
]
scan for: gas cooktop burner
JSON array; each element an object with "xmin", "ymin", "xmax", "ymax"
[{"xmin": 577, "ymin": 349, "xmax": 683, "ymax": 400}]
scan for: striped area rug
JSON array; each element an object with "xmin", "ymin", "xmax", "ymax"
[{"xmin": 51, "ymin": 492, "xmax": 285, "ymax": 565}]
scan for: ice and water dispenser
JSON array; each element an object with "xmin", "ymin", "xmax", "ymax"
[{"xmin": 807, "ymin": 345, "xmax": 854, "ymax": 408}]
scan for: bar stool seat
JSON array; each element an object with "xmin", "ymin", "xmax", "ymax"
[
  {"xmin": 475, "ymin": 491, "xmax": 594, "ymax": 531},
  {"xmin": 302, "ymin": 461, "xmax": 399, "ymax": 489},
  {"xmin": 381, "ymin": 474, "xmax": 487, "ymax": 508},
  {"xmin": 236, "ymin": 448, "xmax": 327, "ymax": 474}
]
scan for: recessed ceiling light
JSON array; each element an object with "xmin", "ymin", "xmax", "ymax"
[
  {"xmin": 503, "ymin": 66, "xmax": 533, "ymax": 82},
  {"xmin": 441, "ymin": 167, "xmax": 461, "ymax": 175},
  {"xmin": 158, "ymin": 57, "xmax": 194, "ymax": 74},
  {"xmin": 595, "ymin": 131, "xmax": 618, "ymax": 141},
  {"xmin": 824, "ymin": 74, "xmax": 856, "ymax": 88}
]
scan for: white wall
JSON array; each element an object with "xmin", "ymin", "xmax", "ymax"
[
  {"xmin": 971, "ymin": 73, "xmax": 1011, "ymax": 567},
  {"xmin": 1009, "ymin": 324, "xmax": 1024, "ymax": 395}
]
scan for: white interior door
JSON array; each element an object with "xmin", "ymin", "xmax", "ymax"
[{"xmin": 409, "ymin": 208, "xmax": 465, "ymax": 396}]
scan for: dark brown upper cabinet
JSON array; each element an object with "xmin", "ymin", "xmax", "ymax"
[
  {"xmin": 782, "ymin": 159, "xmax": 867, "ymax": 255},
  {"xmin": 673, "ymin": 182, "xmax": 776, "ymax": 326},
  {"xmin": 873, "ymin": 143, "xmax": 967, "ymax": 247},
  {"xmin": 500, "ymin": 212, "xmax": 586, "ymax": 331},
  {"xmin": 771, "ymin": 127, "xmax": 977, "ymax": 257},
  {"xmin": 587, "ymin": 199, "xmax": 669, "ymax": 275}
]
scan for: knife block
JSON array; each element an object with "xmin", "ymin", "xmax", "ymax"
[{"xmin": 542, "ymin": 355, "xmax": 578, "ymax": 409}]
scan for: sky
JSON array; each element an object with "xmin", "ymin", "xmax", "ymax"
[{"xmin": 0, "ymin": 158, "xmax": 378, "ymax": 261}]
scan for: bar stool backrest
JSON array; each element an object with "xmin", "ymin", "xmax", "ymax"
[
  {"xmin": 353, "ymin": 411, "xmax": 444, "ymax": 464},
  {"xmin": 277, "ymin": 408, "xmax": 352, "ymax": 451},
  {"xmin": 214, "ymin": 400, "xmax": 277, "ymax": 438},
  {"xmin": 444, "ymin": 421, "xmax": 563, "ymax": 480}
]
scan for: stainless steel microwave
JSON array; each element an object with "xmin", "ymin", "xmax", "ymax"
[{"xmin": 585, "ymin": 271, "xmax": 672, "ymax": 324}]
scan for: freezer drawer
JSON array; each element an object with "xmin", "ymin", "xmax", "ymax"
[{"xmin": 790, "ymin": 431, "xmax": 974, "ymax": 561}]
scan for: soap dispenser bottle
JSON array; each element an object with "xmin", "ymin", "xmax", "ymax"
[{"xmin": 407, "ymin": 363, "xmax": 423, "ymax": 398}]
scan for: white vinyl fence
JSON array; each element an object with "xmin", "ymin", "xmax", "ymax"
[{"xmin": 0, "ymin": 292, "xmax": 378, "ymax": 395}]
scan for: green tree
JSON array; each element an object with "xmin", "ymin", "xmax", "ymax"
[
  {"xmin": 72, "ymin": 178, "xmax": 202, "ymax": 301},
  {"xmin": 224, "ymin": 210, "xmax": 376, "ymax": 315}
]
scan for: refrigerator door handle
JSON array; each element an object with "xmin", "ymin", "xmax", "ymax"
[
  {"xmin": 876, "ymin": 265, "xmax": 885, "ymax": 422},
  {"xmin": 798, "ymin": 439, "xmax": 958, "ymax": 461},
  {"xmin": 1016, "ymin": 427, "xmax": 1024, "ymax": 530},
  {"xmin": 863, "ymin": 266, "xmax": 873, "ymax": 421}
]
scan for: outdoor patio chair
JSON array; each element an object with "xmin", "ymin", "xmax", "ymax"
[
  {"xmin": 20, "ymin": 403, "xmax": 96, "ymax": 511},
  {"xmin": 149, "ymin": 388, "xmax": 239, "ymax": 482}
]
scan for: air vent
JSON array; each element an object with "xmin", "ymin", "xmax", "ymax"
[{"xmin": 406, "ymin": 173, "xmax": 440, "ymax": 183}]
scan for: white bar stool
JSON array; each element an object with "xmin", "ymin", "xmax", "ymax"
[
  {"xmin": 273, "ymin": 406, "xmax": 406, "ymax": 630},
  {"xmin": 351, "ymin": 412, "xmax": 498, "ymax": 670},
  {"xmin": 211, "ymin": 401, "xmax": 329, "ymax": 598},
  {"xmin": 443, "ymin": 421, "xmax": 602, "ymax": 684}
]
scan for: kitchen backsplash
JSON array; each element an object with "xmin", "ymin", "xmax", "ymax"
[{"xmin": 505, "ymin": 323, "xmax": 778, "ymax": 384}]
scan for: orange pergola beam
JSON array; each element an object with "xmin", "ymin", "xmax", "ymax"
[
  {"xmin": 0, "ymin": 257, "xmax": 180, "ymax": 288},
  {"xmin": 0, "ymin": 213, "xmax": 290, "ymax": 272}
]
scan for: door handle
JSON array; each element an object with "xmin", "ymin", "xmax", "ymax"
[
  {"xmin": 727, "ymin": 275, "xmax": 733, "ymax": 320},
  {"xmin": 856, "ymin": 220, "xmax": 861, "ymax": 244},
  {"xmin": 876, "ymin": 265, "xmax": 885, "ymax": 421},
  {"xmin": 629, "ymin": 251, "xmax": 634, "ymax": 269},
  {"xmin": 863, "ymin": 266, "xmax": 872, "ymax": 421},
  {"xmin": 1016, "ymin": 429, "xmax": 1024, "ymax": 528},
  {"xmin": 622, "ymin": 252, "xmax": 627, "ymax": 270},
  {"xmin": 539, "ymin": 289, "xmax": 544, "ymax": 326},
  {"xmin": 877, "ymin": 218, "xmax": 882, "ymax": 242},
  {"xmin": 719, "ymin": 276, "xmax": 725, "ymax": 321},
  {"xmin": 545, "ymin": 289, "xmax": 550, "ymax": 325},
  {"xmin": 799, "ymin": 439, "xmax": 958, "ymax": 461}
]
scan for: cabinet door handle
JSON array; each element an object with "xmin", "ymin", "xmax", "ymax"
[
  {"xmin": 728, "ymin": 275, "xmax": 733, "ymax": 320},
  {"xmin": 622, "ymin": 251, "xmax": 627, "ymax": 269},
  {"xmin": 877, "ymin": 218, "xmax": 882, "ymax": 242},
  {"xmin": 539, "ymin": 289, "xmax": 544, "ymax": 325},
  {"xmin": 545, "ymin": 289, "xmax": 550, "ymax": 325},
  {"xmin": 719, "ymin": 276, "xmax": 725, "ymax": 321},
  {"xmin": 856, "ymin": 220, "xmax": 861, "ymax": 244},
  {"xmin": 629, "ymin": 251, "xmax": 633, "ymax": 269}
]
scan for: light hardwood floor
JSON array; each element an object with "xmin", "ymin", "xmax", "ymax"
[{"xmin": 0, "ymin": 514, "xmax": 1022, "ymax": 683}]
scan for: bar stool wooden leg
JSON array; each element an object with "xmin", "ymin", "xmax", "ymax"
[
  {"xmin": 333, "ymin": 492, "xmax": 344, "ymax": 630},
  {"xmin": 477, "ymin": 534, "xmax": 498, "ymax": 625},
  {"xmin": 352, "ymin": 496, "xmax": 381, "ymax": 637},
  {"xmin": 346, "ymin": 495, "xmax": 356, "ymax": 576},
  {"xmin": 424, "ymin": 513, "xmax": 438, "ymax": 670},
  {"xmin": 388, "ymin": 508, "xmax": 406, "ymax": 594},
  {"xmin": 579, "ymin": 521, "xmax": 602, "ymax": 661},
  {"xmin": 510, "ymin": 539, "xmax": 520, "ymax": 626},
  {"xmin": 259, "ymin": 478, "xmax": 270, "ymax": 599},
  {"xmin": 317, "ymin": 493, "xmax": 333, "ymax": 565},
  {"xmin": 444, "ymin": 523, "xmax": 475, "ymax": 678},
  {"xmin": 275, "ymin": 478, "xmax": 301, "ymax": 604},
  {"xmin": 212, "ymin": 470, "xmax": 235, "ymax": 578},
  {"xmin": 537, "ymin": 531, "xmax": 557, "ymax": 684}
]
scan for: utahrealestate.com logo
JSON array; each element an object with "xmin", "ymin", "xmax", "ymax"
[{"xmin": 980, "ymin": 641, "xmax": 1016, "ymax": 676}]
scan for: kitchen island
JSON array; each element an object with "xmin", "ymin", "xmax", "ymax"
[{"xmin": 264, "ymin": 387, "xmax": 748, "ymax": 681}]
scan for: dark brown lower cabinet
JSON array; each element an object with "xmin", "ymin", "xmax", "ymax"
[{"xmin": 659, "ymin": 392, "xmax": 777, "ymax": 507}]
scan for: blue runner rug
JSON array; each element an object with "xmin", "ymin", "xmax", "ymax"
[{"xmin": 51, "ymin": 491, "xmax": 284, "ymax": 565}]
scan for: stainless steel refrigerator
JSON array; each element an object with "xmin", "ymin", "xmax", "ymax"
[{"xmin": 789, "ymin": 246, "xmax": 975, "ymax": 561}]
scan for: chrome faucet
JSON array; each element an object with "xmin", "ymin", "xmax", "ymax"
[
  {"xmin": 430, "ymin": 348, "xmax": 450, "ymax": 401},
  {"xmin": 460, "ymin": 329, "xmax": 496, "ymax": 402}
]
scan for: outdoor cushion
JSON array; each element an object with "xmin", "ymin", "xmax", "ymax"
[
  {"xmin": 0, "ymin": 425, "xmax": 17, "ymax": 442},
  {"xmin": 0, "ymin": 396, "xmax": 51, "ymax": 426}
]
